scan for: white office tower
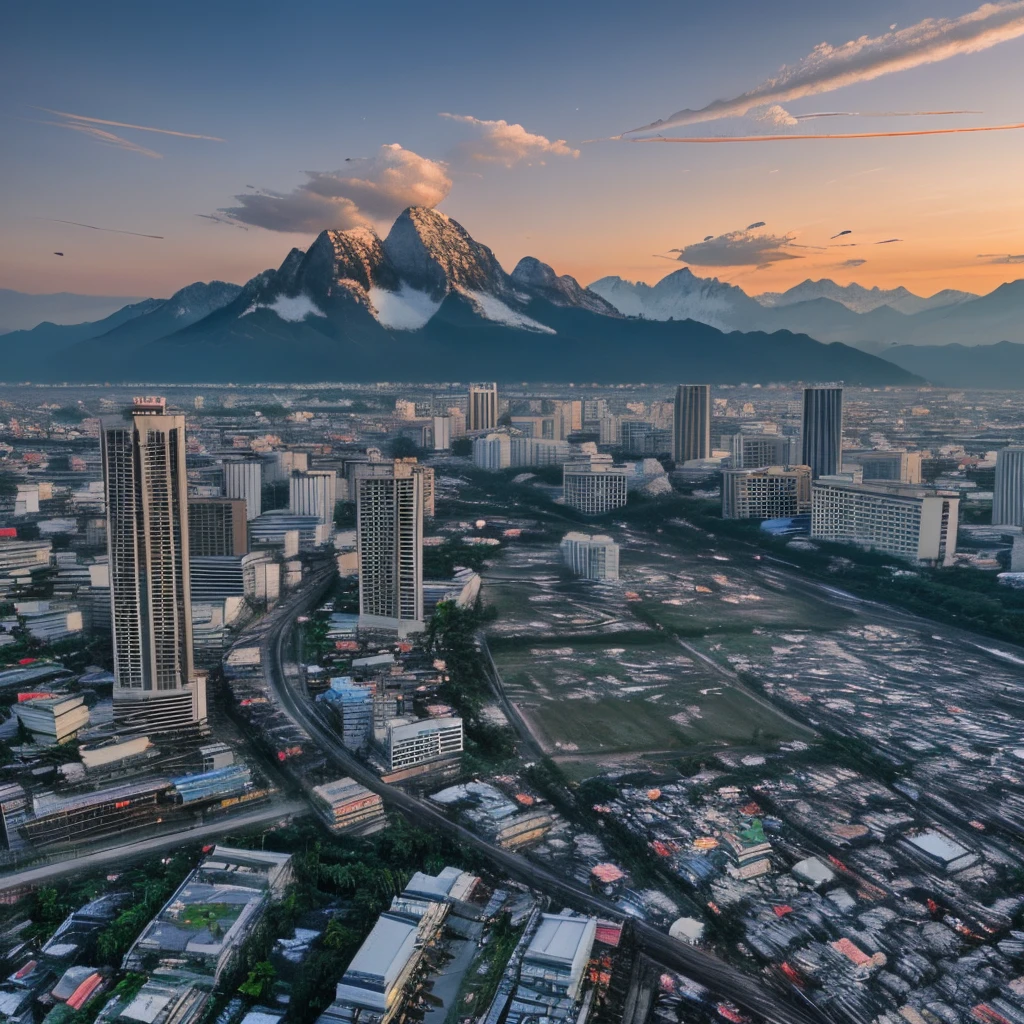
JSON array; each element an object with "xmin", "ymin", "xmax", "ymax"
[
  {"xmin": 801, "ymin": 386, "xmax": 844, "ymax": 479},
  {"xmin": 432, "ymin": 415, "xmax": 452, "ymax": 450},
  {"xmin": 468, "ymin": 383, "xmax": 498, "ymax": 431},
  {"xmin": 563, "ymin": 462, "xmax": 628, "ymax": 514},
  {"xmin": 560, "ymin": 533, "xmax": 620, "ymax": 580},
  {"xmin": 223, "ymin": 459, "xmax": 263, "ymax": 520},
  {"xmin": 387, "ymin": 716, "xmax": 463, "ymax": 771},
  {"xmin": 993, "ymin": 447, "xmax": 1024, "ymax": 526},
  {"xmin": 356, "ymin": 462, "xmax": 424, "ymax": 634},
  {"xmin": 101, "ymin": 397, "xmax": 206, "ymax": 732},
  {"xmin": 290, "ymin": 469, "xmax": 338, "ymax": 525}
]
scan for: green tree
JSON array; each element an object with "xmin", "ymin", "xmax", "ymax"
[
  {"xmin": 451, "ymin": 437, "xmax": 472, "ymax": 457},
  {"xmin": 239, "ymin": 960, "xmax": 277, "ymax": 1001}
]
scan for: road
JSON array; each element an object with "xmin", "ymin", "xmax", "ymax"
[
  {"xmin": 0, "ymin": 799, "xmax": 306, "ymax": 892},
  {"xmin": 261, "ymin": 573, "xmax": 824, "ymax": 1024}
]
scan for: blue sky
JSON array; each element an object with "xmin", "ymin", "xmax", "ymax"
[{"xmin": 3, "ymin": 0, "xmax": 1024, "ymax": 297}]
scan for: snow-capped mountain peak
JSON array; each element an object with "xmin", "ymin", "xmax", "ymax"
[{"xmin": 511, "ymin": 257, "xmax": 619, "ymax": 315}]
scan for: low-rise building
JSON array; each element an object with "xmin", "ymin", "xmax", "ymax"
[
  {"xmin": 311, "ymin": 778, "xmax": 386, "ymax": 835},
  {"xmin": 560, "ymin": 532, "xmax": 620, "ymax": 580},
  {"xmin": 722, "ymin": 465, "xmax": 812, "ymax": 519},
  {"xmin": 811, "ymin": 480, "xmax": 959, "ymax": 565},
  {"xmin": 562, "ymin": 462, "xmax": 628, "ymax": 515},
  {"xmin": 386, "ymin": 717, "xmax": 463, "ymax": 773},
  {"xmin": 12, "ymin": 693, "xmax": 90, "ymax": 745}
]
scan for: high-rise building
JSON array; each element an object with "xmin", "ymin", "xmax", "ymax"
[
  {"xmin": 722, "ymin": 466, "xmax": 812, "ymax": 519},
  {"xmin": 101, "ymin": 397, "xmax": 206, "ymax": 732},
  {"xmin": 673, "ymin": 385, "xmax": 711, "ymax": 463},
  {"xmin": 223, "ymin": 459, "xmax": 263, "ymax": 520},
  {"xmin": 563, "ymin": 462, "xmax": 629, "ymax": 515},
  {"xmin": 290, "ymin": 469, "xmax": 337, "ymax": 525},
  {"xmin": 801, "ymin": 387, "xmax": 844, "ymax": 479},
  {"xmin": 993, "ymin": 447, "xmax": 1024, "ymax": 526},
  {"xmin": 352, "ymin": 460, "xmax": 434, "ymax": 517},
  {"xmin": 811, "ymin": 480, "xmax": 958, "ymax": 565},
  {"xmin": 188, "ymin": 498, "xmax": 248, "ymax": 556},
  {"xmin": 356, "ymin": 462, "xmax": 424, "ymax": 634},
  {"xmin": 560, "ymin": 533, "xmax": 620, "ymax": 579},
  {"xmin": 468, "ymin": 383, "xmax": 498, "ymax": 432},
  {"xmin": 432, "ymin": 415, "xmax": 452, "ymax": 451}
]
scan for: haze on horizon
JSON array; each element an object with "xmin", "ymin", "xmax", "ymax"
[{"xmin": 2, "ymin": 0, "xmax": 1023, "ymax": 302}]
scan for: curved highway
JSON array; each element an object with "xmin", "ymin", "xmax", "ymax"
[{"xmin": 260, "ymin": 572, "xmax": 825, "ymax": 1024}]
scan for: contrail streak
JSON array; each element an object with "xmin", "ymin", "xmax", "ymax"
[
  {"xmin": 625, "ymin": 2, "xmax": 1024, "ymax": 133},
  {"xmin": 49, "ymin": 219, "xmax": 164, "ymax": 239},
  {"xmin": 36, "ymin": 107, "xmax": 223, "ymax": 141},
  {"xmin": 625, "ymin": 122, "xmax": 1024, "ymax": 142},
  {"xmin": 792, "ymin": 109, "xmax": 980, "ymax": 119}
]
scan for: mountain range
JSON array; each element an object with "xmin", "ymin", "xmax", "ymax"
[
  {"xmin": 0, "ymin": 208, "xmax": 921, "ymax": 385},
  {"xmin": 589, "ymin": 269, "xmax": 1024, "ymax": 351},
  {"xmin": 0, "ymin": 289, "xmax": 144, "ymax": 335}
]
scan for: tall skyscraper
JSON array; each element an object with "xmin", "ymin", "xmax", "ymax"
[
  {"xmin": 801, "ymin": 386, "xmax": 844, "ymax": 479},
  {"xmin": 356, "ymin": 462, "xmax": 424, "ymax": 634},
  {"xmin": 993, "ymin": 447, "xmax": 1024, "ymax": 526},
  {"xmin": 673, "ymin": 385, "xmax": 711, "ymax": 463},
  {"xmin": 290, "ymin": 469, "xmax": 337, "ymax": 525},
  {"xmin": 223, "ymin": 459, "xmax": 263, "ymax": 520},
  {"xmin": 101, "ymin": 397, "xmax": 206, "ymax": 732},
  {"xmin": 468, "ymin": 383, "xmax": 498, "ymax": 432}
]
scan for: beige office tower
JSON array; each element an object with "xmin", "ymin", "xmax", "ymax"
[
  {"xmin": 468, "ymin": 383, "xmax": 498, "ymax": 431},
  {"xmin": 101, "ymin": 397, "xmax": 206, "ymax": 732},
  {"xmin": 356, "ymin": 462, "xmax": 424, "ymax": 635}
]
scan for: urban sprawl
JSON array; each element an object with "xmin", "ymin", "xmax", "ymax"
[{"xmin": 2, "ymin": 380, "xmax": 1024, "ymax": 1024}]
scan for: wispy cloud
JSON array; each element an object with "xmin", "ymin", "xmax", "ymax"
[
  {"xmin": 626, "ymin": 2, "xmax": 1024, "ymax": 133},
  {"xmin": 838, "ymin": 258, "xmax": 868, "ymax": 267},
  {"xmin": 626, "ymin": 122, "xmax": 1024, "ymax": 142},
  {"xmin": 41, "ymin": 119, "xmax": 163, "ymax": 159},
  {"xmin": 977, "ymin": 252, "xmax": 1024, "ymax": 263},
  {"xmin": 439, "ymin": 113, "xmax": 579, "ymax": 166},
  {"xmin": 48, "ymin": 219, "xmax": 163, "ymax": 239},
  {"xmin": 35, "ymin": 108, "xmax": 223, "ymax": 141},
  {"xmin": 219, "ymin": 144, "xmax": 451, "ymax": 232}
]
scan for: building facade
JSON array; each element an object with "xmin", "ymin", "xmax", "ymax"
[
  {"xmin": 847, "ymin": 450, "xmax": 924, "ymax": 485},
  {"xmin": 726, "ymin": 433, "xmax": 800, "ymax": 470},
  {"xmin": 223, "ymin": 459, "xmax": 263, "ymax": 521},
  {"xmin": 722, "ymin": 465, "xmax": 812, "ymax": 519},
  {"xmin": 187, "ymin": 498, "xmax": 248, "ymax": 556},
  {"xmin": 811, "ymin": 480, "xmax": 959, "ymax": 565},
  {"xmin": 801, "ymin": 387, "xmax": 844, "ymax": 479},
  {"xmin": 387, "ymin": 717, "xmax": 464, "ymax": 771},
  {"xmin": 560, "ymin": 532, "xmax": 620, "ymax": 579},
  {"xmin": 356, "ymin": 463, "xmax": 424, "ymax": 634},
  {"xmin": 562, "ymin": 463, "xmax": 628, "ymax": 515},
  {"xmin": 101, "ymin": 398, "xmax": 206, "ymax": 732},
  {"xmin": 468, "ymin": 383, "xmax": 499, "ymax": 432},
  {"xmin": 290, "ymin": 469, "xmax": 338, "ymax": 525},
  {"xmin": 673, "ymin": 384, "xmax": 711, "ymax": 463},
  {"xmin": 993, "ymin": 447, "xmax": 1024, "ymax": 526}
]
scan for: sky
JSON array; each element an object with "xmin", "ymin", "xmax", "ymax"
[{"xmin": 2, "ymin": 0, "xmax": 1024, "ymax": 300}]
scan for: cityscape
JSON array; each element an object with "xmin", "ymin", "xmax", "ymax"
[{"xmin": 6, "ymin": 1, "xmax": 1024, "ymax": 1023}]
